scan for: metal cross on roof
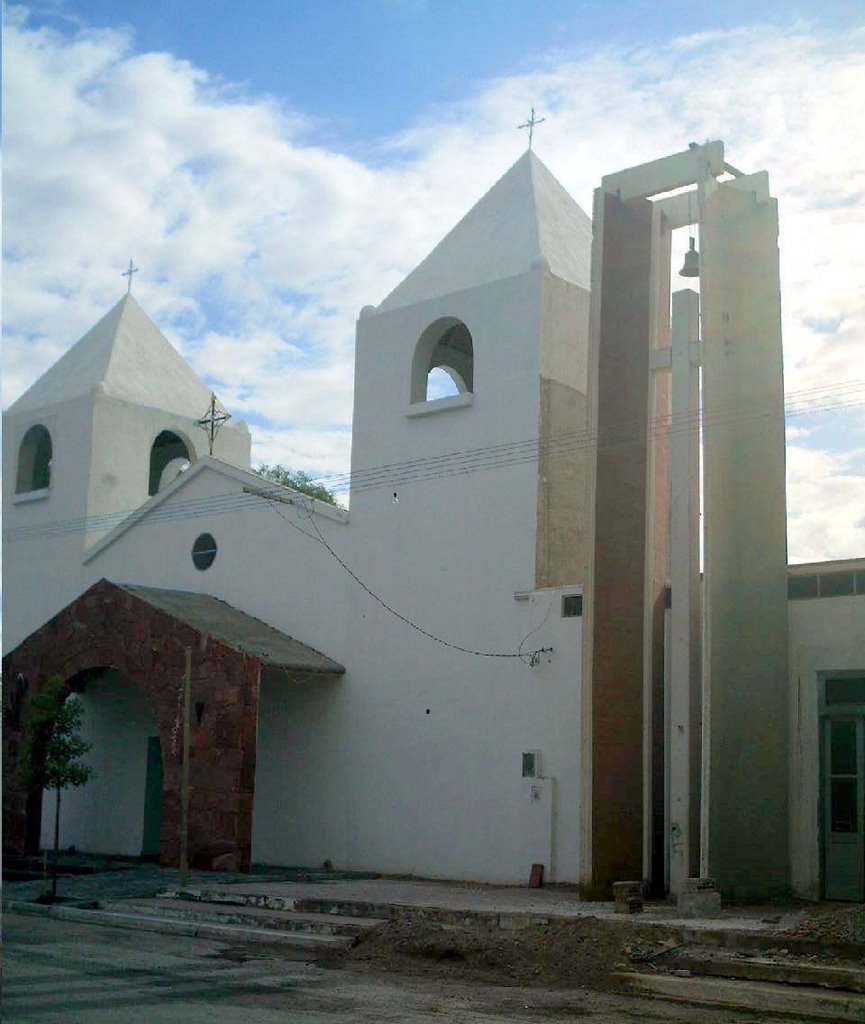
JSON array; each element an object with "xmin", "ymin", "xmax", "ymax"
[
  {"xmin": 195, "ymin": 392, "xmax": 232, "ymax": 456},
  {"xmin": 122, "ymin": 259, "xmax": 139, "ymax": 294},
  {"xmin": 518, "ymin": 108, "xmax": 546, "ymax": 150}
]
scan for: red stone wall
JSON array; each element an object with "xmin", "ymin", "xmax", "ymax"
[{"xmin": 2, "ymin": 579, "xmax": 260, "ymax": 872}]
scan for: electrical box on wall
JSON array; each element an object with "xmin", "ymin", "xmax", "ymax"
[{"xmin": 522, "ymin": 749, "xmax": 542, "ymax": 778}]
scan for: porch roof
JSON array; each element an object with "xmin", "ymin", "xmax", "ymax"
[{"xmin": 117, "ymin": 583, "xmax": 345, "ymax": 676}]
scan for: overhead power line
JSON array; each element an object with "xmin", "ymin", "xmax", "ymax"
[{"xmin": 4, "ymin": 378, "xmax": 864, "ymax": 544}]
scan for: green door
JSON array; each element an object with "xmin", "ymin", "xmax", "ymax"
[
  {"xmin": 141, "ymin": 736, "xmax": 163, "ymax": 859},
  {"xmin": 822, "ymin": 678, "xmax": 865, "ymax": 902}
]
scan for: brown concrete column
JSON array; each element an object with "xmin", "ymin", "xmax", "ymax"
[{"xmin": 589, "ymin": 192, "xmax": 655, "ymax": 891}]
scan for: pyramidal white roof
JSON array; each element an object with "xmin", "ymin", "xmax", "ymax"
[
  {"xmin": 377, "ymin": 151, "xmax": 592, "ymax": 314},
  {"xmin": 8, "ymin": 295, "xmax": 213, "ymax": 417}
]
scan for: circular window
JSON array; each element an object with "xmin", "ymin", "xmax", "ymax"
[{"xmin": 191, "ymin": 533, "xmax": 217, "ymax": 571}]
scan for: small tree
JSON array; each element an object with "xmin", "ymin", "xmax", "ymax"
[
  {"xmin": 20, "ymin": 676, "xmax": 95, "ymax": 899},
  {"xmin": 256, "ymin": 463, "xmax": 342, "ymax": 507}
]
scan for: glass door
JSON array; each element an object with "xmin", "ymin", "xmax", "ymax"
[{"xmin": 822, "ymin": 677, "xmax": 865, "ymax": 901}]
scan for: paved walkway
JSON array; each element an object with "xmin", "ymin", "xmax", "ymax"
[
  {"xmin": 180, "ymin": 877, "xmax": 807, "ymax": 934},
  {"xmin": 2, "ymin": 864, "xmax": 297, "ymax": 905},
  {"xmin": 2, "ymin": 864, "xmax": 821, "ymax": 938}
]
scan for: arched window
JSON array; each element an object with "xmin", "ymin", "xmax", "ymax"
[
  {"xmin": 16, "ymin": 424, "xmax": 53, "ymax": 493},
  {"xmin": 148, "ymin": 430, "xmax": 192, "ymax": 495},
  {"xmin": 410, "ymin": 318, "xmax": 474, "ymax": 404}
]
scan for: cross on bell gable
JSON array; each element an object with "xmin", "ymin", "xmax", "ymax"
[{"xmin": 195, "ymin": 393, "xmax": 232, "ymax": 456}]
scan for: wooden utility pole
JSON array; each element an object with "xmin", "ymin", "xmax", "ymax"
[{"xmin": 179, "ymin": 648, "xmax": 192, "ymax": 888}]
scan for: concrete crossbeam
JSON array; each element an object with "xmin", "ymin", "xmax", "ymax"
[{"xmin": 602, "ymin": 142, "xmax": 725, "ymax": 200}]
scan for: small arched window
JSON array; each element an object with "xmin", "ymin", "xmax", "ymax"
[
  {"xmin": 411, "ymin": 318, "xmax": 474, "ymax": 404},
  {"xmin": 149, "ymin": 430, "xmax": 192, "ymax": 495},
  {"xmin": 16, "ymin": 424, "xmax": 53, "ymax": 493}
]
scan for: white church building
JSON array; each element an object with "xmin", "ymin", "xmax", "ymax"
[{"xmin": 4, "ymin": 143, "xmax": 865, "ymax": 902}]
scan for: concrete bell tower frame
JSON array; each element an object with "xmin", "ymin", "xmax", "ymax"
[{"xmin": 581, "ymin": 142, "xmax": 790, "ymax": 899}]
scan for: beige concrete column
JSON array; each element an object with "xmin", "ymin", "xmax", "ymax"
[
  {"xmin": 700, "ymin": 181, "xmax": 789, "ymax": 898},
  {"xmin": 668, "ymin": 288, "xmax": 702, "ymax": 893}
]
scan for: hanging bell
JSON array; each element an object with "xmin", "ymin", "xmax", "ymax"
[{"xmin": 679, "ymin": 236, "xmax": 700, "ymax": 278}]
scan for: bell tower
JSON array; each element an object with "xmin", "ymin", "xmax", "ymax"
[
  {"xmin": 2, "ymin": 294, "xmax": 251, "ymax": 649},
  {"xmin": 582, "ymin": 142, "xmax": 789, "ymax": 898},
  {"xmin": 349, "ymin": 151, "xmax": 594, "ymax": 593}
]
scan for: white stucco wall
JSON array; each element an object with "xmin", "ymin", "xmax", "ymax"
[
  {"xmin": 41, "ymin": 671, "xmax": 158, "ymax": 857},
  {"xmin": 251, "ymin": 588, "xmax": 582, "ymax": 881},
  {"xmin": 326, "ymin": 267, "xmax": 586, "ymax": 882},
  {"xmin": 3, "ymin": 394, "xmax": 97, "ymax": 652},
  {"xmin": 788, "ymin": 591, "xmax": 865, "ymax": 898}
]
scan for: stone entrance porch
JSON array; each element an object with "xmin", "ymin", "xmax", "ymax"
[{"xmin": 2, "ymin": 579, "xmax": 344, "ymax": 872}]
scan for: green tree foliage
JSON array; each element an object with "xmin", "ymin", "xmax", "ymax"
[
  {"xmin": 20, "ymin": 676, "xmax": 95, "ymax": 899},
  {"xmin": 256, "ymin": 464, "xmax": 341, "ymax": 507}
]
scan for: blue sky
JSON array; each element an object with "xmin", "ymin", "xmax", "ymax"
[
  {"xmin": 4, "ymin": 1, "xmax": 865, "ymax": 560},
  {"xmin": 26, "ymin": 1, "xmax": 865, "ymax": 145}
]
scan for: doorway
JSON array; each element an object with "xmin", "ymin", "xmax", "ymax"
[
  {"xmin": 41, "ymin": 669, "xmax": 163, "ymax": 858},
  {"xmin": 141, "ymin": 736, "xmax": 163, "ymax": 858},
  {"xmin": 822, "ymin": 676, "xmax": 865, "ymax": 901}
]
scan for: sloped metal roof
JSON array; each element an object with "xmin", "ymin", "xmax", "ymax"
[{"xmin": 118, "ymin": 583, "xmax": 345, "ymax": 676}]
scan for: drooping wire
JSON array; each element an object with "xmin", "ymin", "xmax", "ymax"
[
  {"xmin": 518, "ymin": 593, "xmax": 557, "ymax": 667},
  {"xmin": 269, "ymin": 495, "xmax": 553, "ymax": 662}
]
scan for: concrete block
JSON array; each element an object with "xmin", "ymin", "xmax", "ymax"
[
  {"xmin": 613, "ymin": 880, "xmax": 644, "ymax": 914},
  {"xmin": 678, "ymin": 890, "xmax": 722, "ymax": 918},
  {"xmin": 681, "ymin": 876, "xmax": 718, "ymax": 893}
]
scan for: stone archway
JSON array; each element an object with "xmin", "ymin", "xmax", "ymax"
[{"xmin": 3, "ymin": 580, "xmax": 261, "ymax": 872}]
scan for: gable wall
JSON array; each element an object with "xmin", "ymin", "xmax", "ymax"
[{"xmin": 86, "ymin": 391, "xmax": 251, "ymax": 545}]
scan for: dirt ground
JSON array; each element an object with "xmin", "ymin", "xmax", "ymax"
[
  {"xmin": 6, "ymin": 913, "xmax": 789, "ymax": 1024},
  {"xmin": 345, "ymin": 913, "xmax": 676, "ymax": 990},
  {"xmin": 783, "ymin": 902, "xmax": 865, "ymax": 945}
]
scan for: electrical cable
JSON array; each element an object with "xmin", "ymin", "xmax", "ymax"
[
  {"xmin": 4, "ymin": 378, "xmax": 864, "ymax": 543},
  {"xmin": 517, "ymin": 593, "xmax": 557, "ymax": 667},
  {"xmin": 269, "ymin": 495, "xmax": 553, "ymax": 662}
]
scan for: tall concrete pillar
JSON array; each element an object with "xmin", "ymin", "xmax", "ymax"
[
  {"xmin": 700, "ymin": 179, "xmax": 789, "ymax": 897},
  {"xmin": 585, "ymin": 191, "xmax": 669, "ymax": 891},
  {"xmin": 668, "ymin": 288, "xmax": 702, "ymax": 892}
]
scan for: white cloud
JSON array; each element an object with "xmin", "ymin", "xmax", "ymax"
[
  {"xmin": 787, "ymin": 444, "xmax": 865, "ymax": 563},
  {"xmin": 3, "ymin": 9, "xmax": 864, "ymax": 560}
]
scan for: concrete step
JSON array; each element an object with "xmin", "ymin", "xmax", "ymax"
[
  {"xmin": 667, "ymin": 951, "xmax": 865, "ymax": 993},
  {"xmin": 107, "ymin": 897, "xmax": 385, "ymax": 937},
  {"xmin": 5, "ymin": 899, "xmax": 353, "ymax": 950},
  {"xmin": 616, "ymin": 971, "xmax": 865, "ymax": 1022},
  {"xmin": 167, "ymin": 887, "xmax": 400, "ymax": 922}
]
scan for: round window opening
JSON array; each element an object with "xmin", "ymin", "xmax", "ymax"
[{"xmin": 192, "ymin": 533, "xmax": 217, "ymax": 571}]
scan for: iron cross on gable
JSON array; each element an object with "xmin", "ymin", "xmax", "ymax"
[
  {"xmin": 518, "ymin": 108, "xmax": 546, "ymax": 150},
  {"xmin": 122, "ymin": 259, "xmax": 139, "ymax": 294},
  {"xmin": 196, "ymin": 393, "xmax": 232, "ymax": 456}
]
